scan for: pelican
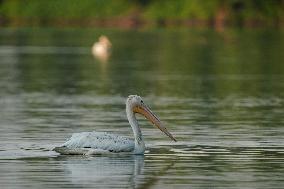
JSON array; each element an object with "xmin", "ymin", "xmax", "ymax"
[
  {"xmin": 54, "ymin": 95, "xmax": 176, "ymax": 155},
  {"xmin": 91, "ymin": 35, "xmax": 112, "ymax": 62}
]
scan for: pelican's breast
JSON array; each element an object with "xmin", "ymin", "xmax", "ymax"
[
  {"xmin": 55, "ymin": 132, "xmax": 134, "ymax": 154},
  {"xmin": 92, "ymin": 43, "xmax": 110, "ymax": 56},
  {"xmin": 92, "ymin": 43, "xmax": 102, "ymax": 54}
]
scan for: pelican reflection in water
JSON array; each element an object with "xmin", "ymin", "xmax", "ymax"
[
  {"xmin": 60, "ymin": 155, "xmax": 145, "ymax": 188},
  {"xmin": 54, "ymin": 95, "xmax": 176, "ymax": 155},
  {"xmin": 60, "ymin": 154, "xmax": 176, "ymax": 188}
]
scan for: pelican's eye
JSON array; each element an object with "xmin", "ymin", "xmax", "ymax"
[{"xmin": 141, "ymin": 100, "xmax": 143, "ymax": 103}]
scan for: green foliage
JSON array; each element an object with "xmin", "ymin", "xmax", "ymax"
[
  {"xmin": 144, "ymin": 0, "xmax": 220, "ymax": 20},
  {"xmin": 0, "ymin": 0, "xmax": 131, "ymax": 18},
  {"xmin": 0, "ymin": 0, "xmax": 283, "ymax": 26}
]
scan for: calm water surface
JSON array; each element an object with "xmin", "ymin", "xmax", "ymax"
[{"xmin": 0, "ymin": 28, "xmax": 284, "ymax": 188}]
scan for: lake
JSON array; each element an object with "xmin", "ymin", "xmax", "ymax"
[{"xmin": 0, "ymin": 28, "xmax": 284, "ymax": 188}]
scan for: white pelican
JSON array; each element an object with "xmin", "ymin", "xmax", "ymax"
[
  {"xmin": 91, "ymin": 35, "xmax": 112, "ymax": 62},
  {"xmin": 54, "ymin": 95, "xmax": 176, "ymax": 155}
]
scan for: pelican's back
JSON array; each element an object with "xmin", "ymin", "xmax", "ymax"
[{"xmin": 54, "ymin": 132, "xmax": 134, "ymax": 155}]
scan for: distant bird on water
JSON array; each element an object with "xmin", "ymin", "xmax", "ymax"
[
  {"xmin": 91, "ymin": 35, "xmax": 112, "ymax": 62},
  {"xmin": 54, "ymin": 95, "xmax": 176, "ymax": 155}
]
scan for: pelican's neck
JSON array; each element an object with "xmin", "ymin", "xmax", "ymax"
[{"xmin": 126, "ymin": 104, "xmax": 145, "ymax": 154}]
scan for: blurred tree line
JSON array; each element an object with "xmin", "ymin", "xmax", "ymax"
[{"xmin": 0, "ymin": 0, "xmax": 283, "ymax": 28}]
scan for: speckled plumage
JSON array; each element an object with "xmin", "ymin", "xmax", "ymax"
[{"xmin": 54, "ymin": 132, "xmax": 134, "ymax": 155}]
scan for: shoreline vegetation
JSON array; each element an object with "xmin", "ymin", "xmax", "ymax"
[{"xmin": 0, "ymin": 0, "xmax": 283, "ymax": 30}]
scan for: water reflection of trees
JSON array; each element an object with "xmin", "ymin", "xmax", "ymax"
[{"xmin": 10, "ymin": 29, "xmax": 284, "ymax": 98}]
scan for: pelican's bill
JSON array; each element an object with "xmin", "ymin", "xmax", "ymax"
[{"xmin": 133, "ymin": 104, "xmax": 177, "ymax": 142}]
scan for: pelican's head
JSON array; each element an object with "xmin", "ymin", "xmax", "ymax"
[
  {"xmin": 98, "ymin": 35, "xmax": 112, "ymax": 47},
  {"xmin": 126, "ymin": 95, "xmax": 177, "ymax": 142}
]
